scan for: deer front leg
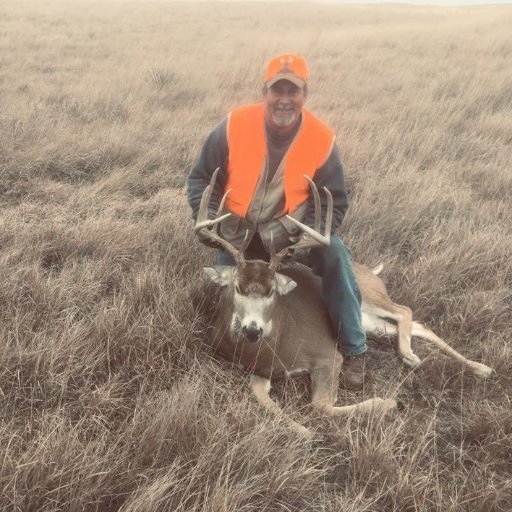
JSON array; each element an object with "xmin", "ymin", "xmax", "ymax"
[
  {"xmin": 249, "ymin": 375, "xmax": 313, "ymax": 438},
  {"xmin": 310, "ymin": 359, "xmax": 397, "ymax": 417}
]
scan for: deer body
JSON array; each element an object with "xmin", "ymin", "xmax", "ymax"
[
  {"xmin": 205, "ymin": 261, "xmax": 397, "ymax": 437},
  {"xmin": 196, "ymin": 170, "xmax": 493, "ymax": 437}
]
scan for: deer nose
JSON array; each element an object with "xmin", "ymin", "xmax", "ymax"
[{"xmin": 242, "ymin": 324, "xmax": 263, "ymax": 343}]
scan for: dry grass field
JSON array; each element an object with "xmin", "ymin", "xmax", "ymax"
[{"xmin": 1, "ymin": 0, "xmax": 511, "ymax": 510}]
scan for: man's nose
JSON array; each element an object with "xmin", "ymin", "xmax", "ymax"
[
  {"xmin": 278, "ymin": 93, "xmax": 292, "ymax": 102},
  {"xmin": 277, "ymin": 97, "xmax": 293, "ymax": 108}
]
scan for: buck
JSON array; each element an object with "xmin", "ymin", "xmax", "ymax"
[{"xmin": 196, "ymin": 170, "xmax": 494, "ymax": 435}]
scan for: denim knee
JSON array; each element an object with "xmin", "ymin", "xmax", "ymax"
[
  {"xmin": 308, "ymin": 235, "xmax": 350, "ymax": 274},
  {"xmin": 217, "ymin": 250, "xmax": 235, "ymax": 266}
]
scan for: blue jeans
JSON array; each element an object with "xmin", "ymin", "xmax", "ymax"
[{"xmin": 216, "ymin": 234, "xmax": 367, "ymax": 357}]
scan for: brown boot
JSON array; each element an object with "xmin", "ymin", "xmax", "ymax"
[{"xmin": 342, "ymin": 354, "xmax": 367, "ymax": 390}]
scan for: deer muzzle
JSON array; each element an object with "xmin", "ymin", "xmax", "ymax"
[{"xmin": 242, "ymin": 323, "xmax": 264, "ymax": 344}]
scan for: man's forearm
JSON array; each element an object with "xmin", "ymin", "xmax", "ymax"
[{"xmin": 187, "ymin": 119, "xmax": 229, "ymax": 220}]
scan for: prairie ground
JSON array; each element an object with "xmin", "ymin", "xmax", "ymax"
[{"xmin": 0, "ymin": 1, "xmax": 511, "ymax": 510}]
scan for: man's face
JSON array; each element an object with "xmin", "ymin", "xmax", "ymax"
[{"xmin": 263, "ymin": 80, "xmax": 307, "ymax": 133}]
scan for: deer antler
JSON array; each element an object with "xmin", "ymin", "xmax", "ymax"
[
  {"xmin": 269, "ymin": 176, "xmax": 333, "ymax": 271},
  {"xmin": 195, "ymin": 168, "xmax": 249, "ymax": 267}
]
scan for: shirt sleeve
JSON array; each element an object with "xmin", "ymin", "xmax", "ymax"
[
  {"xmin": 303, "ymin": 143, "xmax": 349, "ymax": 232},
  {"xmin": 187, "ymin": 118, "xmax": 229, "ymax": 221}
]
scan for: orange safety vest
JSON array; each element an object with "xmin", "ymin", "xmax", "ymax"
[{"xmin": 225, "ymin": 103, "xmax": 335, "ymax": 217}]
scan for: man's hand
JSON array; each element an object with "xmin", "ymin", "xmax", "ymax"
[
  {"xmin": 285, "ymin": 234, "xmax": 312, "ymax": 263},
  {"xmin": 196, "ymin": 207, "xmax": 223, "ymax": 249},
  {"xmin": 198, "ymin": 232, "xmax": 221, "ymax": 249}
]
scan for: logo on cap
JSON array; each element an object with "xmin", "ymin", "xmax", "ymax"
[
  {"xmin": 264, "ymin": 54, "xmax": 308, "ymax": 87},
  {"xmin": 278, "ymin": 56, "xmax": 294, "ymax": 74}
]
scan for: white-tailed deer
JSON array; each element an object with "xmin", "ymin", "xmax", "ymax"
[{"xmin": 196, "ymin": 170, "xmax": 493, "ymax": 436}]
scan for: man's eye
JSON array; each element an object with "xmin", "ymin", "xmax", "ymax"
[{"xmin": 267, "ymin": 289, "xmax": 275, "ymax": 298}]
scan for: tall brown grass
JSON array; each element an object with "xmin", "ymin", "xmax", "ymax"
[{"xmin": 1, "ymin": 1, "xmax": 511, "ymax": 510}]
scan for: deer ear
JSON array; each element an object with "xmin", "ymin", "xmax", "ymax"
[
  {"xmin": 275, "ymin": 273, "xmax": 297, "ymax": 296},
  {"xmin": 203, "ymin": 266, "xmax": 235, "ymax": 287}
]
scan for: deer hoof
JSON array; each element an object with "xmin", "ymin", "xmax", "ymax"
[
  {"xmin": 289, "ymin": 420, "xmax": 314, "ymax": 440},
  {"xmin": 401, "ymin": 351, "xmax": 422, "ymax": 368},
  {"xmin": 382, "ymin": 398, "xmax": 398, "ymax": 412},
  {"xmin": 373, "ymin": 397, "xmax": 398, "ymax": 413},
  {"xmin": 470, "ymin": 362, "xmax": 494, "ymax": 379},
  {"xmin": 296, "ymin": 425, "xmax": 314, "ymax": 440}
]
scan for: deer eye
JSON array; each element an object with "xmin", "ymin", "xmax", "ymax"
[
  {"xmin": 267, "ymin": 289, "xmax": 275, "ymax": 298},
  {"xmin": 235, "ymin": 284, "xmax": 242, "ymax": 294}
]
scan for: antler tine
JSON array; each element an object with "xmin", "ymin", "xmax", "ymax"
[
  {"xmin": 215, "ymin": 185, "xmax": 230, "ymax": 217},
  {"xmin": 194, "ymin": 193, "xmax": 232, "ymax": 231},
  {"xmin": 305, "ymin": 175, "xmax": 321, "ymax": 232},
  {"xmin": 196, "ymin": 167, "xmax": 219, "ymax": 224},
  {"xmin": 324, "ymin": 186, "xmax": 333, "ymax": 236},
  {"xmin": 212, "ymin": 188, "xmax": 231, "ymax": 237},
  {"xmin": 284, "ymin": 178, "xmax": 332, "ymax": 247},
  {"xmin": 268, "ymin": 231, "xmax": 285, "ymax": 271},
  {"xmin": 239, "ymin": 229, "xmax": 251, "ymax": 257},
  {"xmin": 195, "ymin": 168, "xmax": 233, "ymax": 231},
  {"xmin": 194, "ymin": 169, "xmax": 246, "ymax": 267},
  {"xmin": 269, "ymin": 245, "xmax": 291, "ymax": 272},
  {"xmin": 284, "ymin": 217, "xmax": 330, "ymax": 247}
]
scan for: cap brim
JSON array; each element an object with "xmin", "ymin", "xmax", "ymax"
[{"xmin": 265, "ymin": 74, "xmax": 306, "ymax": 88}]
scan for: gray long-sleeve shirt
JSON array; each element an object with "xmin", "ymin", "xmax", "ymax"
[{"xmin": 187, "ymin": 112, "xmax": 349, "ymax": 251}]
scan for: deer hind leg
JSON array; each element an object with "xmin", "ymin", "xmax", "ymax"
[
  {"xmin": 411, "ymin": 322, "xmax": 494, "ymax": 378},
  {"xmin": 388, "ymin": 303, "xmax": 424, "ymax": 368},
  {"xmin": 310, "ymin": 355, "xmax": 396, "ymax": 417},
  {"xmin": 363, "ymin": 302, "xmax": 421, "ymax": 368},
  {"xmin": 249, "ymin": 375, "xmax": 313, "ymax": 438}
]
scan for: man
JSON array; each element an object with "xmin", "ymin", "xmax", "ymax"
[{"xmin": 187, "ymin": 54, "xmax": 367, "ymax": 389}]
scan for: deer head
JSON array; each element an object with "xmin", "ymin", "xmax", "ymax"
[
  {"xmin": 196, "ymin": 168, "xmax": 332, "ymax": 344},
  {"xmin": 203, "ymin": 261, "xmax": 296, "ymax": 343}
]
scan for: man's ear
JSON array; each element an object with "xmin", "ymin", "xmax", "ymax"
[
  {"xmin": 275, "ymin": 273, "xmax": 297, "ymax": 296},
  {"xmin": 203, "ymin": 266, "xmax": 236, "ymax": 287}
]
